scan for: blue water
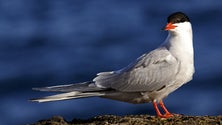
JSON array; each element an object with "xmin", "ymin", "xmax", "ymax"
[{"xmin": 1, "ymin": 1, "xmax": 222, "ymax": 125}]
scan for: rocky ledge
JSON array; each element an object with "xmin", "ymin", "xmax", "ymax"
[{"xmin": 30, "ymin": 115, "xmax": 222, "ymax": 125}]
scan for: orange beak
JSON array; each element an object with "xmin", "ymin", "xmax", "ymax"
[{"xmin": 164, "ymin": 23, "xmax": 177, "ymax": 30}]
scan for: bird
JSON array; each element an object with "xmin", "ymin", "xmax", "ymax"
[{"xmin": 31, "ymin": 12, "xmax": 194, "ymax": 118}]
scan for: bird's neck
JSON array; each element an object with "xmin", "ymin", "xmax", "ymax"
[{"xmin": 163, "ymin": 30, "xmax": 194, "ymax": 61}]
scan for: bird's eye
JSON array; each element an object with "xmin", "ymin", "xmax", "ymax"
[
  {"xmin": 180, "ymin": 18, "xmax": 186, "ymax": 22},
  {"xmin": 175, "ymin": 19, "xmax": 180, "ymax": 23}
]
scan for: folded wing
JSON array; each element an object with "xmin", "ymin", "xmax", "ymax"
[{"xmin": 94, "ymin": 47, "xmax": 179, "ymax": 92}]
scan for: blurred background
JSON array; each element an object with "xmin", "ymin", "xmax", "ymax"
[{"xmin": 0, "ymin": 0, "xmax": 222, "ymax": 124}]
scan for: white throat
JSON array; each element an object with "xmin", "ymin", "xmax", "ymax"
[{"xmin": 162, "ymin": 22, "xmax": 193, "ymax": 60}]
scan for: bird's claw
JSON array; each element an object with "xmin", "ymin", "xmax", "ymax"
[{"xmin": 158, "ymin": 113, "xmax": 174, "ymax": 118}]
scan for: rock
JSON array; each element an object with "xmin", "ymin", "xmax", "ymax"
[{"xmin": 30, "ymin": 115, "xmax": 222, "ymax": 125}]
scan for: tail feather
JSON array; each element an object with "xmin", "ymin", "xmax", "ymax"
[
  {"xmin": 30, "ymin": 91, "xmax": 105, "ymax": 103},
  {"xmin": 31, "ymin": 81, "xmax": 108, "ymax": 103},
  {"xmin": 33, "ymin": 81, "xmax": 105, "ymax": 92}
]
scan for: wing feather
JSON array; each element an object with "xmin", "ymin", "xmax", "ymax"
[{"xmin": 94, "ymin": 47, "xmax": 179, "ymax": 92}]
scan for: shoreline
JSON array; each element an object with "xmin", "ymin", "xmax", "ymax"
[{"xmin": 30, "ymin": 115, "xmax": 222, "ymax": 125}]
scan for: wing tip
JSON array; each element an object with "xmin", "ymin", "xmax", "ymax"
[
  {"xmin": 32, "ymin": 87, "xmax": 40, "ymax": 91},
  {"xmin": 29, "ymin": 97, "xmax": 62, "ymax": 103},
  {"xmin": 28, "ymin": 98, "xmax": 43, "ymax": 103}
]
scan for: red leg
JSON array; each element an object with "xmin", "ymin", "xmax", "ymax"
[
  {"xmin": 152, "ymin": 101, "xmax": 163, "ymax": 117},
  {"xmin": 159, "ymin": 100, "xmax": 172, "ymax": 116},
  {"xmin": 160, "ymin": 100, "xmax": 181, "ymax": 117},
  {"xmin": 152, "ymin": 100, "xmax": 173, "ymax": 118}
]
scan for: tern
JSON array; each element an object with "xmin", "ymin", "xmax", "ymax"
[{"xmin": 31, "ymin": 12, "xmax": 194, "ymax": 118}]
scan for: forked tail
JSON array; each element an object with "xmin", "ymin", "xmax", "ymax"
[{"xmin": 30, "ymin": 81, "xmax": 107, "ymax": 102}]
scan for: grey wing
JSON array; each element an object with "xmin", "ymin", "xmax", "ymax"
[{"xmin": 94, "ymin": 48, "xmax": 179, "ymax": 92}]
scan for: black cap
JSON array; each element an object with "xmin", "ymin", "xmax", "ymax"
[{"xmin": 167, "ymin": 12, "xmax": 190, "ymax": 24}]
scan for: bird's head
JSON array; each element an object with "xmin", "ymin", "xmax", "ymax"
[{"xmin": 163, "ymin": 12, "xmax": 192, "ymax": 34}]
